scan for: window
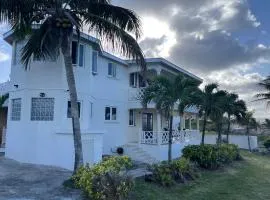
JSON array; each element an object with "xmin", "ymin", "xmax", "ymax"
[
  {"xmin": 90, "ymin": 102, "xmax": 93, "ymax": 118},
  {"xmin": 92, "ymin": 51, "xmax": 98, "ymax": 74},
  {"xmin": 108, "ymin": 63, "xmax": 117, "ymax": 77},
  {"xmin": 129, "ymin": 72, "xmax": 146, "ymax": 88},
  {"xmin": 11, "ymin": 98, "xmax": 21, "ymax": 121},
  {"xmin": 67, "ymin": 101, "xmax": 81, "ymax": 118},
  {"xmin": 31, "ymin": 98, "xmax": 54, "ymax": 121},
  {"xmin": 105, "ymin": 106, "xmax": 117, "ymax": 121},
  {"xmin": 72, "ymin": 41, "xmax": 84, "ymax": 67},
  {"xmin": 129, "ymin": 109, "xmax": 136, "ymax": 126}
]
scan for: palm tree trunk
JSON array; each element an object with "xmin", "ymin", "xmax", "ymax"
[
  {"xmin": 201, "ymin": 115, "xmax": 207, "ymax": 145},
  {"xmin": 247, "ymin": 126, "xmax": 251, "ymax": 152},
  {"xmin": 217, "ymin": 122, "xmax": 222, "ymax": 145},
  {"xmin": 168, "ymin": 115, "xmax": 173, "ymax": 163},
  {"xmin": 61, "ymin": 34, "xmax": 83, "ymax": 173},
  {"xmin": 226, "ymin": 114, "xmax": 231, "ymax": 144}
]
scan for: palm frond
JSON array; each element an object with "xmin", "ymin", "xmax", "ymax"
[{"xmin": 83, "ymin": 13, "xmax": 146, "ymax": 70}]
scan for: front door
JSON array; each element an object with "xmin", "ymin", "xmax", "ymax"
[{"xmin": 142, "ymin": 113, "xmax": 153, "ymax": 131}]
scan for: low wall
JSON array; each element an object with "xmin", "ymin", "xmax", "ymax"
[{"xmin": 204, "ymin": 135, "xmax": 258, "ymax": 150}]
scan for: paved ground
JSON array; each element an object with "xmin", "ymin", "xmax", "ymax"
[{"xmin": 0, "ymin": 156, "xmax": 82, "ymax": 200}]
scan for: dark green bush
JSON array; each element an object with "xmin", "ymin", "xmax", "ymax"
[
  {"xmin": 182, "ymin": 144, "xmax": 240, "ymax": 169},
  {"xmin": 264, "ymin": 139, "xmax": 270, "ymax": 149},
  {"xmin": 148, "ymin": 158, "xmax": 197, "ymax": 186}
]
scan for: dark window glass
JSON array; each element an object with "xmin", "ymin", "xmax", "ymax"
[
  {"xmin": 105, "ymin": 107, "xmax": 110, "ymax": 120},
  {"xmin": 79, "ymin": 44, "xmax": 84, "ymax": 67},
  {"xmin": 92, "ymin": 51, "xmax": 98, "ymax": 73},
  {"xmin": 67, "ymin": 101, "xmax": 81, "ymax": 118},
  {"xmin": 72, "ymin": 41, "xmax": 78, "ymax": 65},
  {"xmin": 112, "ymin": 107, "xmax": 117, "ymax": 120}
]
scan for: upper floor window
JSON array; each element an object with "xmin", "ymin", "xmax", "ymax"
[
  {"xmin": 108, "ymin": 63, "xmax": 117, "ymax": 77},
  {"xmin": 72, "ymin": 41, "xmax": 84, "ymax": 67},
  {"xmin": 31, "ymin": 98, "xmax": 54, "ymax": 121},
  {"xmin": 11, "ymin": 98, "xmax": 22, "ymax": 121},
  {"xmin": 129, "ymin": 72, "xmax": 146, "ymax": 88},
  {"xmin": 67, "ymin": 101, "xmax": 81, "ymax": 118},
  {"xmin": 92, "ymin": 51, "xmax": 98, "ymax": 74},
  {"xmin": 105, "ymin": 106, "xmax": 117, "ymax": 121}
]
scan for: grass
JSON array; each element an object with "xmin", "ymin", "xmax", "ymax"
[{"xmin": 132, "ymin": 151, "xmax": 270, "ymax": 200}]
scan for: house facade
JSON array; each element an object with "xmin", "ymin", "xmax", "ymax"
[{"xmin": 2, "ymin": 31, "xmax": 202, "ymax": 170}]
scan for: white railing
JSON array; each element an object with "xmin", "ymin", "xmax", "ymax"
[
  {"xmin": 1, "ymin": 128, "xmax": 6, "ymax": 148},
  {"xmin": 128, "ymin": 88, "xmax": 145, "ymax": 101},
  {"xmin": 140, "ymin": 130, "xmax": 200, "ymax": 145}
]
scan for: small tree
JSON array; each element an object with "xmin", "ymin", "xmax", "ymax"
[
  {"xmin": 142, "ymin": 75, "xmax": 199, "ymax": 162},
  {"xmin": 198, "ymin": 84, "xmax": 227, "ymax": 145},
  {"xmin": 0, "ymin": 94, "xmax": 9, "ymax": 108},
  {"xmin": 238, "ymin": 111, "xmax": 258, "ymax": 152}
]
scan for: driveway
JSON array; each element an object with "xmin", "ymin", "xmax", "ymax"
[{"xmin": 0, "ymin": 156, "xmax": 82, "ymax": 200}]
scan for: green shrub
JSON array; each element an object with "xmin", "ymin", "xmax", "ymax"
[
  {"xmin": 91, "ymin": 172, "xmax": 134, "ymax": 200},
  {"xmin": 264, "ymin": 139, "xmax": 270, "ymax": 149},
  {"xmin": 148, "ymin": 158, "xmax": 197, "ymax": 186},
  {"xmin": 182, "ymin": 144, "xmax": 240, "ymax": 169},
  {"xmin": 73, "ymin": 156, "xmax": 133, "ymax": 200}
]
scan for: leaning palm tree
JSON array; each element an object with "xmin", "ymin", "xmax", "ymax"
[
  {"xmin": 224, "ymin": 93, "xmax": 246, "ymax": 143},
  {"xmin": 142, "ymin": 75, "xmax": 199, "ymax": 162},
  {"xmin": 198, "ymin": 83, "xmax": 227, "ymax": 145},
  {"xmin": 255, "ymin": 76, "xmax": 270, "ymax": 105},
  {"xmin": 0, "ymin": 0, "xmax": 146, "ymax": 172}
]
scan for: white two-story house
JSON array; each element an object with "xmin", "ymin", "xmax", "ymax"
[{"xmin": 2, "ymin": 31, "xmax": 202, "ymax": 170}]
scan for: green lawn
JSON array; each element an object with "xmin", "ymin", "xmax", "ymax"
[{"xmin": 132, "ymin": 152, "xmax": 270, "ymax": 200}]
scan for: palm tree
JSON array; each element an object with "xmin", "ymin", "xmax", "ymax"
[
  {"xmin": 256, "ymin": 76, "xmax": 270, "ymax": 105},
  {"xmin": 198, "ymin": 83, "xmax": 227, "ymax": 145},
  {"xmin": 0, "ymin": 94, "xmax": 9, "ymax": 108},
  {"xmin": 0, "ymin": 0, "xmax": 146, "ymax": 172},
  {"xmin": 142, "ymin": 75, "xmax": 199, "ymax": 162},
  {"xmin": 262, "ymin": 119, "xmax": 270, "ymax": 129},
  {"xmin": 175, "ymin": 75, "xmax": 201, "ymax": 130},
  {"xmin": 238, "ymin": 111, "xmax": 258, "ymax": 151},
  {"xmin": 224, "ymin": 93, "xmax": 246, "ymax": 143}
]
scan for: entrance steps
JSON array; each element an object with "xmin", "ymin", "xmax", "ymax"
[{"xmin": 123, "ymin": 143, "xmax": 158, "ymax": 164}]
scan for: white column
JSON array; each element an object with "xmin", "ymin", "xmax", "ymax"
[{"xmin": 157, "ymin": 112, "xmax": 162, "ymax": 145}]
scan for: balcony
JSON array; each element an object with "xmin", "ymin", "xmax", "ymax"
[{"xmin": 128, "ymin": 88, "xmax": 145, "ymax": 101}]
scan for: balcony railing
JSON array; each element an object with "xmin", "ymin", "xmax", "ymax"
[
  {"xmin": 128, "ymin": 88, "xmax": 145, "ymax": 101},
  {"xmin": 140, "ymin": 130, "xmax": 200, "ymax": 145}
]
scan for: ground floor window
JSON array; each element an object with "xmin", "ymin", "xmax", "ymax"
[
  {"xmin": 129, "ymin": 109, "xmax": 136, "ymax": 126},
  {"xmin": 142, "ymin": 113, "xmax": 153, "ymax": 131},
  {"xmin": 105, "ymin": 106, "xmax": 117, "ymax": 121},
  {"xmin": 11, "ymin": 98, "xmax": 21, "ymax": 121},
  {"xmin": 67, "ymin": 101, "xmax": 81, "ymax": 118},
  {"xmin": 31, "ymin": 98, "xmax": 54, "ymax": 121}
]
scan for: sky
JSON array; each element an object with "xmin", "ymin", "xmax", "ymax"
[{"xmin": 0, "ymin": 0, "xmax": 269, "ymax": 120}]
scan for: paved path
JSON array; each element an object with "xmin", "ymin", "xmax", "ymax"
[{"xmin": 0, "ymin": 157, "xmax": 82, "ymax": 200}]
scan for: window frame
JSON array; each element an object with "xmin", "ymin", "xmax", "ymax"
[
  {"xmin": 72, "ymin": 41, "xmax": 85, "ymax": 67},
  {"xmin": 105, "ymin": 106, "xmax": 117, "ymax": 121},
  {"xmin": 108, "ymin": 62, "xmax": 117, "ymax": 78},
  {"xmin": 11, "ymin": 98, "xmax": 22, "ymax": 121},
  {"xmin": 30, "ymin": 98, "xmax": 55, "ymax": 121},
  {"xmin": 92, "ymin": 51, "xmax": 98, "ymax": 74},
  {"xmin": 129, "ymin": 109, "xmax": 136, "ymax": 126}
]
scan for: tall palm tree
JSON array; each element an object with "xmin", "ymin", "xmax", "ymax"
[
  {"xmin": 224, "ymin": 93, "xmax": 246, "ymax": 143},
  {"xmin": 0, "ymin": 94, "xmax": 9, "ymax": 108},
  {"xmin": 199, "ymin": 83, "xmax": 227, "ymax": 145},
  {"xmin": 142, "ymin": 75, "xmax": 199, "ymax": 162},
  {"xmin": 238, "ymin": 111, "xmax": 258, "ymax": 151},
  {"xmin": 0, "ymin": 0, "xmax": 146, "ymax": 172},
  {"xmin": 256, "ymin": 76, "xmax": 270, "ymax": 105},
  {"xmin": 175, "ymin": 75, "xmax": 201, "ymax": 130}
]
